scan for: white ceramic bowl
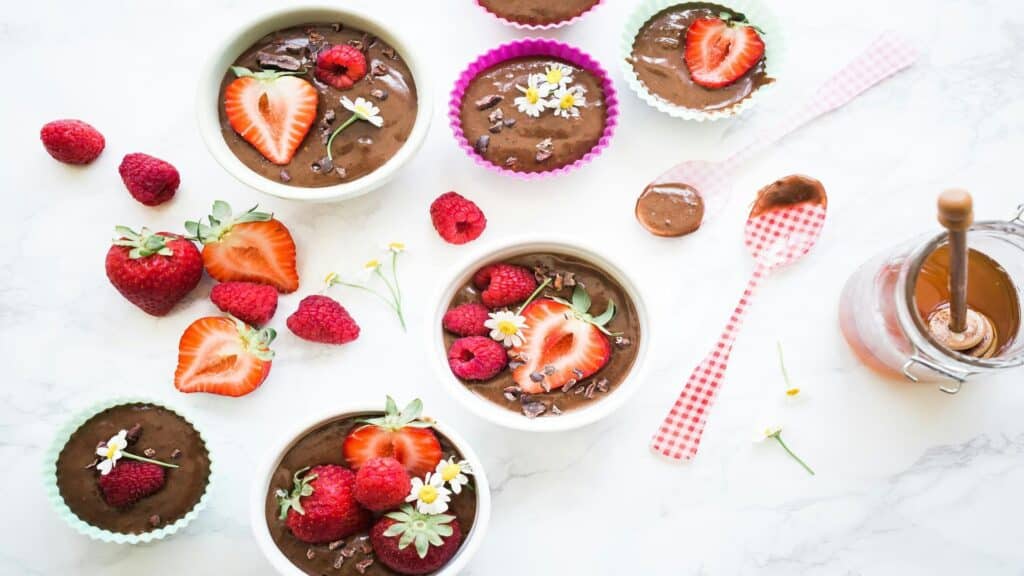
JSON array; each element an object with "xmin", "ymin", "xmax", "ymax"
[
  {"xmin": 431, "ymin": 237, "xmax": 651, "ymax": 432},
  {"xmin": 197, "ymin": 4, "xmax": 432, "ymax": 202},
  {"xmin": 251, "ymin": 404, "xmax": 490, "ymax": 575}
]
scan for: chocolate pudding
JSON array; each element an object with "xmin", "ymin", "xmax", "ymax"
[
  {"xmin": 636, "ymin": 182, "xmax": 705, "ymax": 237},
  {"xmin": 478, "ymin": 0, "xmax": 600, "ymax": 26},
  {"xmin": 459, "ymin": 57, "xmax": 607, "ymax": 173},
  {"xmin": 444, "ymin": 253, "xmax": 641, "ymax": 417},
  {"xmin": 219, "ymin": 23, "xmax": 418, "ymax": 187},
  {"xmin": 751, "ymin": 174, "xmax": 827, "ymax": 217},
  {"xmin": 265, "ymin": 413, "xmax": 477, "ymax": 575},
  {"xmin": 629, "ymin": 3, "xmax": 772, "ymax": 111},
  {"xmin": 55, "ymin": 403, "xmax": 210, "ymax": 534}
]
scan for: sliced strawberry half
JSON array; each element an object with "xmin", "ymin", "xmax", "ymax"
[
  {"xmin": 511, "ymin": 286, "xmax": 615, "ymax": 394},
  {"xmin": 343, "ymin": 397, "xmax": 443, "ymax": 478},
  {"xmin": 684, "ymin": 17, "xmax": 765, "ymax": 89},
  {"xmin": 174, "ymin": 316, "xmax": 276, "ymax": 397},
  {"xmin": 186, "ymin": 201, "xmax": 299, "ymax": 293},
  {"xmin": 224, "ymin": 67, "xmax": 318, "ymax": 165}
]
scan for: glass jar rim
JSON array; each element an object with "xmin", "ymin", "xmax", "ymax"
[{"xmin": 896, "ymin": 219, "xmax": 1024, "ymax": 374}]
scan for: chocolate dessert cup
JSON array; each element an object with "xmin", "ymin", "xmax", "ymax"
[
  {"xmin": 433, "ymin": 238, "xmax": 649, "ymax": 432},
  {"xmin": 621, "ymin": 0, "xmax": 783, "ymax": 121},
  {"xmin": 252, "ymin": 404, "xmax": 490, "ymax": 575},
  {"xmin": 44, "ymin": 398, "xmax": 213, "ymax": 544},
  {"xmin": 199, "ymin": 6, "xmax": 431, "ymax": 202},
  {"xmin": 450, "ymin": 39, "xmax": 618, "ymax": 179},
  {"xmin": 475, "ymin": 0, "xmax": 605, "ymax": 29}
]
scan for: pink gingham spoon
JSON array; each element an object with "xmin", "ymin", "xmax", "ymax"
[
  {"xmin": 636, "ymin": 32, "xmax": 917, "ymax": 238},
  {"xmin": 651, "ymin": 176, "xmax": 828, "ymax": 460}
]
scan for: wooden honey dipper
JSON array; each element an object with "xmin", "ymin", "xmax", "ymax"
[{"xmin": 927, "ymin": 189, "xmax": 998, "ymax": 358}]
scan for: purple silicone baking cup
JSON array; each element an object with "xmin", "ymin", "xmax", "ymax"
[
  {"xmin": 474, "ymin": 0, "xmax": 605, "ymax": 30},
  {"xmin": 449, "ymin": 38, "xmax": 619, "ymax": 180}
]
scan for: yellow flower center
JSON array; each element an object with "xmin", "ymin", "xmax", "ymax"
[
  {"xmin": 105, "ymin": 445, "xmax": 118, "ymax": 459},
  {"xmin": 559, "ymin": 93, "xmax": 577, "ymax": 110},
  {"xmin": 785, "ymin": 387, "xmax": 800, "ymax": 397},
  {"xmin": 525, "ymin": 87, "xmax": 540, "ymax": 104},
  {"xmin": 441, "ymin": 463, "xmax": 461, "ymax": 482},
  {"xmin": 389, "ymin": 242, "xmax": 405, "ymax": 252},
  {"xmin": 546, "ymin": 68, "xmax": 563, "ymax": 84},
  {"xmin": 364, "ymin": 259, "xmax": 380, "ymax": 270},
  {"xmin": 418, "ymin": 485, "xmax": 438, "ymax": 504},
  {"xmin": 497, "ymin": 320, "xmax": 519, "ymax": 336}
]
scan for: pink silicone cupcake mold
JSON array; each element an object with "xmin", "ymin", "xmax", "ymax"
[
  {"xmin": 474, "ymin": 0, "xmax": 605, "ymax": 30},
  {"xmin": 449, "ymin": 38, "xmax": 619, "ymax": 180}
]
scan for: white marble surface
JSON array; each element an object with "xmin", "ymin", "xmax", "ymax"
[{"xmin": 3, "ymin": 0, "xmax": 1024, "ymax": 573}]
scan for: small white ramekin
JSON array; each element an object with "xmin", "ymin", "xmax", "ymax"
[
  {"xmin": 251, "ymin": 404, "xmax": 490, "ymax": 575},
  {"xmin": 197, "ymin": 4, "xmax": 432, "ymax": 202},
  {"xmin": 430, "ymin": 236, "xmax": 651, "ymax": 432}
]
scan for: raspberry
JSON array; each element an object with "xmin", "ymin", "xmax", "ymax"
[
  {"xmin": 96, "ymin": 461, "xmax": 166, "ymax": 508},
  {"xmin": 353, "ymin": 457, "xmax": 411, "ymax": 512},
  {"xmin": 448, "ymin": 336, "xmax": 507, "ymax": 380},
  {"xmin": 473, "ymin": 264, "xmax": 537, "ymax": 308},
  {"xmin": 210, "ymin": 282, "xmax": 278, "ymax": 327},
  {"xmin": 287, "ymin": 295, "xmax": 360, "ymax": 344},
  {"xmin": 430, "ymin": 192, "xmax": 487, "ymax": 245},
  {"xmin": 442, "ymin": 303, "xmax": 490, "ymax": 337},
  {"xmin": 40, "ymin": 119, "xmax": 105, "ymax": 165},
  {"xmin": 118, "ymin": 153, "xmax": 180, "ymax": 206},
  {"xmin": 315, "ymin": 45, "xmax": 368, "ymax": 90}
]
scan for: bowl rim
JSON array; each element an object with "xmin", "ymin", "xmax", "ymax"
[
  {"xmin": 196, "ymin": 3, "xmax": 433, "ymax": 202},
  {"xmin": 250, "ymin": 403, "xmax": 491, "ymax": 576},
  {"xmin": 429, "ymin": 235, "xmax": 651, "ymax": 432}
]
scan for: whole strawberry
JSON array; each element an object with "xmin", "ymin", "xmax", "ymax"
[
  {"xmin": 277, "ymin": 465, "xmax": 371, "ymax": 544},
  {"xmin": 371, "ymin": 506, "xmax": 463, "ymax": 575},
  {"xmin": 287, "ymin": 295, "xmax": 360, "ymax": 344},
  {"xmin": 119, "ymin": 153, "xmax": 180, "ymax": 206},
  {"xmin": 40, "ymin": 119, "xmax": 105, "ymax": 165},
  {"xmin": 97, "ymin": 461, "xmax": 166, "ymax": 508},
  {"xmin": 354, "ymin": 457, "xmax": 411, "ymax": 512},
  {"xmin": 105, "ymin": 227, "xmax": 203, "ymax": 316},
  {"xmin": 210, "ymin": 282, "xmax": 278, "ymax": 327}
]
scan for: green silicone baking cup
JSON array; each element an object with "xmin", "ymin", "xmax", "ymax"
[
  {"xmin": 42, "ymin": 397, "xmax": 215, "ymax": 544},
  {"xmin": 620, "ymin": 0, "xmax": 786, "ymax": 121}
]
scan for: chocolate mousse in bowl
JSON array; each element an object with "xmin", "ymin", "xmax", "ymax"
[
  {"xmin": 621, "ymin": 0, "xmax": 782, "ymax": 120},
  {"xmin": 433, "ymin": 238, "xmax": 649, "ymax": 431},
  {"xmin": 44, "ymin": 399, "xmax": 213, "ymax": 544},
  {"xmin": 450, "ymin": 39, "xmax": 619, "ymax": 178},
  {"xmin": 252, "ymin": 398, "xmax": 490, "ymax": 575},
  {"xmin": 476, "ymin": 0, "xmax": 604, "ymax": 29},
  {"xmin": 199, "ymin": 6, "xmax": 431, "ymax": 201}
]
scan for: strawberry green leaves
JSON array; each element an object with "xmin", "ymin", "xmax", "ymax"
[
  {"xmin": 185, "ymin": 200, "xmax": 272, "ymax": 244},
  {"xmin": 276, "ymin": 466, "xmax": 317, "ymax": 519},
  {"xmin": 552, "ymin": 285, "xmax": 620, "ymax": 336},
  {"xmin": 383, "ymin": 505, "xmax": 456, "ymax": 558}
]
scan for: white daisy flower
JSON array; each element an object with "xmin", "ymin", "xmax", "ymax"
[
  {"xmin": 385, "ymin": 241, "xmax": 406, "ymax": 254},
  {"xmin": 540, "ymin": 64, "xmax": 574, "ymax": 91},
  {"xmin": 514, "ymin": 74, "xmax": 552, "ymax": 118},
  {"xmin": 341, "ymin": 96, "xmax": 384, "ymax": 128},
  {"xmin": 96, "ymin": 430, "xmax": 129, "ymax": 475},
  {"xmin": 406, "ymin": 473, "xmax": 451, "ymax": 515},
  {"xmin": 434, "ymin": 457, "xmax": 474, "ymax": 494},
  {"xmin": 754, "ymin": 424, "xmax": 782, "ymax": 443},
  {"xmin": 550, "ymin": 85, "xmax": 586, "ymax": 119},
  {"xmin": 359, "ymin": 258, "xmax": 382, "ymax": 281},
  {"xmin": 484, "ymin": 310, "xmax": 528, "ymax": 347}
]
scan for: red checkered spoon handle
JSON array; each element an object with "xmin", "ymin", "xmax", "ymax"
[{"xmin": 651, "ymin": 262, "xmax": 769, "ymax": 460}]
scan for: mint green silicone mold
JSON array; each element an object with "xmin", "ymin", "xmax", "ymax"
[{"xmin": 42, "ymin": 397, "xmax": 214, "ymax": 544}]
